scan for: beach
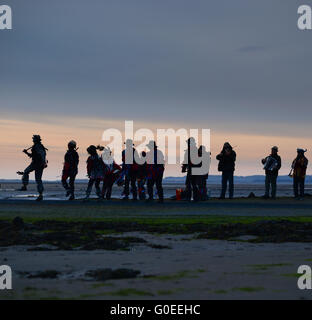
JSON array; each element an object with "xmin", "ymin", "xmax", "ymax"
[{"xmin": 0, "ymin": 196, "xmax": 312, "ymax": 300}]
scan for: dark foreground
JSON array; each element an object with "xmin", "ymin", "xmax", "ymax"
[{"xmin": 0, "ymin": 198, "xmax": 311, "ymax": 300}]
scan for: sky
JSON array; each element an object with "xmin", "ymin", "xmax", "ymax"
[{"xmin": 0, "ymin": 0, "xmax": 311, "ymax": 179}]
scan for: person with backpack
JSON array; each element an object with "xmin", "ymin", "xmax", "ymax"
[
  {"xmin": 62, "ymin": 140, "xmax": 79, "ymax": 200},
  {"xmin": 18, "ymin": 135, "xmax": 47, "ymax": 201},
  {"xmin": 85, "ymin": 145, "xmax": 104, "ymax": 200},
  {"xmin": 291, "ymin": 149, "xmax": 309, "ymax": 200},
  {"xmin": 216, "ymin": 142, "xmax": 236, "ymax": 199},
  {"xmin": 261, "ymin": 146, "xmax": 281, "ymax": 199}
]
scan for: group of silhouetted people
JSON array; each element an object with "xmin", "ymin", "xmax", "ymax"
[{"xmin": 17, "ymin": 135, "xmax": 309, "ymax": 202}]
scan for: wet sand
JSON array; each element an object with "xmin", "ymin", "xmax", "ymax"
[{"xmin": 0, "ymin": 198, "xmax": 312, "ymax": 300}]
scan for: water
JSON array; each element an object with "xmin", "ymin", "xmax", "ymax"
[{"xmin": 0, "ymin": 182, "xmax": 311, "ymax": 200}]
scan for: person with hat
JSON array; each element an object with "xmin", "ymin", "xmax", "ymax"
[
  {"xmin": 291, "ymin": 149, "xmax": 308, "ymax": 199},
  {"xmin": 85, "ymin": 145, "xmax": 104, "ymax": 200},
  {"xmin": 62, "ymin": 140, "xmax": 79, "ymax": 200},
  {"xmin": 216, "ymin": 142, "xmax": 236, "ymax": 199},
  {"xmin": 121, "ymin": 139, "xmax": 139, "ymax": 200},
  {"xmin": 182, "ymin": 137, "xmax": 200, "ymax": 201},
  {"xmin": 146, "ymin": 140, "xmax": 165, "ymax": 203},
  {"xmin": 261, "ymin": 146, "xmax": 282, "ymax": 199},
  {"xmin": 18, "ymin": 135, "xmax": 47, "ymax": 201}
]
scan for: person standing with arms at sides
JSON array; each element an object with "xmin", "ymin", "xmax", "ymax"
[
  {"xmin": 291, "ymin": 149, "xmax": 308, "ymax": 200},
  {"xmin": 261, "ymin": 146, "xmax": 281, "ymax": 199},
  {"xmin": 85, "ymin": 145, "xmax": 104, "ymax": 200},
  {"xmin": 146, "ymin": 141, "xmax": 165, "ymax": 203},
  {"xmin": 122, "ymin": 139, "xmax": 139, "ymax": 200},
  {"xmin": 62, "ymin": 140, "xmax": 79, "ymax": 200},
  {"xmin": 216, "ymin": 142, "xmax": 236, "ymax": 199},
  {"xmin": 18, "ymin": 135, "xmax": 47, "ymax": 201}
]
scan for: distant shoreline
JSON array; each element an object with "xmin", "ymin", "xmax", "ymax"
[{"xmin": 1, "ymin": 175, "xmax": 312, "ymax": 185}]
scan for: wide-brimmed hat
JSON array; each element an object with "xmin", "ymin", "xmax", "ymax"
[
  {"xmin": 87, "ymin": 145, "xmax": 97, "ymax": 154},
  {"xmin": 297, "ymin": 148, "xmax": 307, "ymax": 153}
]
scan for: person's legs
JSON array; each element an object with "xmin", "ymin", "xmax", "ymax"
[
  {"xmin": 95, "ymin": 179, "xmax": 101, "ymax": 197},
  {"xmin": 156, "ymin": 173, "xmax": 164, "ymax": 202},
  {"xmin": 130, "ymin": 174, "xmax": 137, "ymax": 200},
  {"xmin": 62, "ymin": 172, "xmax": 69, "ymax": 191},
  {"xmin": 35, "ymin": 167, "xmax": 44, "ymax": 194},
  {"xmin": 220, "ymin": 172, "xmax": 227, "ymax": 199},
  {"xmin": 293, "ymin": 177, "xmax": 299, "ymax": 198},
  {"xmin": 228, "ymin": 171, "xmax": 234, "ymax": 199},
  {"xmin": 123, "ymin": 175, "xmax": 130, "ymax": 198},
  {"xmin": 300, "ymin": 178, "xmax": 305, "ymax": 198},
  {"xmin": 22, "ymin": 164, "xmax": 35, "ymax": 188},
  {"xmin": 147, "ymin": 178, "xmax": 155, "ymax": 200},
  {"xmin": 69, "ymin": 174, "xmax": 76, "ymax": 196},
  {"xmin": 191, "ymin": 176, "xmax": 199, "ymax": 201},
  {"xmin": 271, "ymin": 175, "xmax": 277, "ymax": 198},
  {"xmin": 86, "ymin": 179, "xmax": 95, "ymax": 197},
  {"xmin": 185, "ymin": 174, "xmax": 192, "ymax": 200},
  {"xmin": 264, "ymin": 175, "xmax": 270, "ymax": 197}
]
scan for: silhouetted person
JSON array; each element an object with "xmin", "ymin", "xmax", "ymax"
[
  {"xmin": 291, "ymin": 149, "xmax": 308, "ymax": 200},
  {"xmin": 261, "ymin": 146, "xmax": 281, "ymax": 199},
  {"xmin": 182, "ymin": 138, "xmax": 200, "ymax": 201},
  {"xmin": 122, "ymin": 139, "xmax": 139, "ymax": 200},
  {"xmin": 85, "ymin": 145, "xmax": 104, "ymax": 199},
  {"xmin": 137, "ymin": 151, "xmax": 147, "ymax": 200},
  {"xmin": 18, "ymin": 135, "xmax": 47, "ymax": 201},
  {"xmin": 101, "ymin": 147, "xmax": 122, "ymax": 200},
  {"xmin": 216, "ymin": 142, "xmax": 236, "ymax": 199},
  {"xmin": 198, "ymin": 145, "xmax": 211, "ymax": 201},
  {"xmin": 146, "ymin": 141, "xmax": 165, "ymax": 203},
  {"xmin": 62, "ymin": 140, "xmax": 79, "ymax": 200}
]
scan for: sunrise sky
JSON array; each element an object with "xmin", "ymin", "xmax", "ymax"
[{"xmin": 1, "ymin": 0, "xmax": 311, "ymax": 180}]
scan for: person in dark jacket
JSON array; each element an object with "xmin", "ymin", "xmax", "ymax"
[
  {"xmin": 291, "ymin": 149, "xmax": 308, "ymax": 199},
  {"xmin": 85, "ymin": 145, "xmax": 104, "ymax": 200},
  {"xmin": 122, "ymin": 139, "xmax": 139, "ymax": 200},
  {"xmin": 182, "ymin": 138, "xmax": 200, "ymax": 201},
  {"xmin": 62, "ymin": 140, "xmax": 79, "ymax": 200},
  {"xmin": 261, "ymin": 146, "xmax": 281, "ymax": 199},
  {"xmin": 18, "ymin": 135, "xmax": 47, "ymax": 201},
  {"xmin": 216, "ymin": 142, "xmax": 236, "ymax": 199},
  {"xmin": 146, "ymin": 141, "xmax": 165, "ymax": 203}
]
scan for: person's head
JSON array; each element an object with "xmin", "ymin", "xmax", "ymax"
[
  {"xmin": 146, "ymin": 140, "xmax": 157, "ymax": 150},
  {"xmin": 271, "ymin": 146, "xmax": 278, "ymax": 155},
  {"xmin": 32, "ymin": 135, "xmax": 41, "ymax": 144},
  {"xmin": 141, "ymin": 151, "xmax": 146, "ymax": 157},
  {"xmin": 68, "ymin": 140, "xmax": 77, "ymax": 150},
  {"xmin": 186, "ymin": 137, "xmax": 196, "ymax": 148},
  {"xmin": 297, "ymin": 148, "xmax": 307, "ymax": 157},
  {"xmin": 223, "ymin": 142, "xmax": 232, "ymax": 152},
  {"xmin": 125, "ymin": 139, "xmax": 134, "ymax": 149},
  {"xmin": 87, "ymin": 145, "xmax": 97, "ymax": 156}
]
